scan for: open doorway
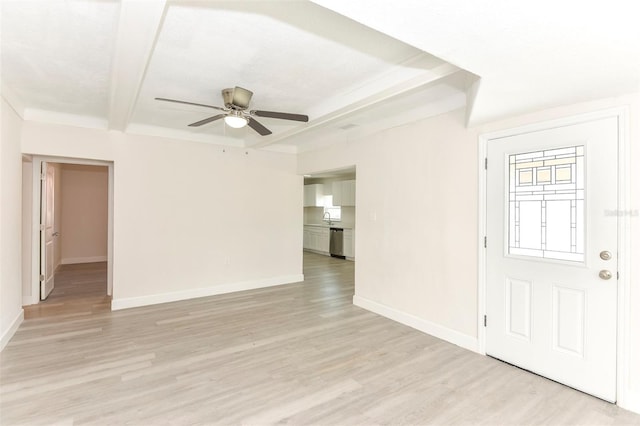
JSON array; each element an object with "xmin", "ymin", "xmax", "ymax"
[
  {"xmin": 302, "ymin": 166, "xmax": 356, "ymax": 297},
  {"xmin": 22, "ymin": 157, "xmax": 114, "ymax": 319},
  {"xmin": 303, "ymin": 166, "xmax": 356, "ymax": 261}
]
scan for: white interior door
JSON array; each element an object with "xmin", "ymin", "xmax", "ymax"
[
  {"xmin": 486, "ymin": 116, "xmax": 618, "ymax": 402},
  {"xmin": 40, "ymin": 162, "xmax": 56, "ymax": 300}
]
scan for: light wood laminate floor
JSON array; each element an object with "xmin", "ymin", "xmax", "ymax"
[
  {"xmin": 2, "ymin": 253, "xmax": 639, "ymax": 425},
  {"xmin": 23, "ymin": 262, "xmax": 111, "ymax": 319}
]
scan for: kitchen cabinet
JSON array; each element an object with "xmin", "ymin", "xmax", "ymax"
[
  {"xmin": 304, "ymin": 225, "xmax": 354, "ymax": 259},
  {"xmin": 343, "ymin": 229, "xmax": 354, "ymax": 258},
  {"xmin": 303, "ymin": 184, "xmax": 325, "ymax": 207},
  {"xmin": 331, "ymin": 181, "xmax": 342, "ymax": 205},
  {"xmin": 303, "ymin": 226, "xmax": 330, "ymax": 253},
  {"xmin": 342, "ymin": 180, "xmax": 355, "ymax": 206},
  {"xmin": 318, "ymin": 228, "xmax": 330, "ymax": 252},
  {"xmin": 331, "ymin": 180, "xmax": 356, "ymax": 206}
]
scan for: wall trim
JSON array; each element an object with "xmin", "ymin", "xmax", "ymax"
[
  {"xmin": 353, "ymin": 294, "xmax": 479, "ymax": 353},
  {"xmin": 477, "ymin": 132, "xmax": 488, "ymax": 355},
  {"xmin": 112, "ymin": 273, "xmax": 305, "ymax": 311},
  {"xmin": 1, "ymin": 310, "xmax": 24, "ymax": 351},
  {"xmin": 61, "ymin": 256, "xmax": 108, "ymax": 265},
  {"xmin": 615, "ymin": 106, "xmax": 634, "ymax": 413}
]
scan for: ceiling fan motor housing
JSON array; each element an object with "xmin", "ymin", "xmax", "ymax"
[
  {"xmin": 221, "ymin": 88, "xmax": 235, "ymax": 108},
  {"xmin": 222, "ymin": 86, "xmax": 253, "ymax": 110}
]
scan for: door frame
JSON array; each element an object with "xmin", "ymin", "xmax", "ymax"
[
  {"xmin": 29, "ymin": 156, "xmax": 115, "ymax": 305},
  {"xmin": 477, "ymin": 107, "xmax": 631, "ymax": 406}
]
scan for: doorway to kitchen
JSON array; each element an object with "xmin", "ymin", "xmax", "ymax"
[{"xmin": 302, "ymin": 166, "xmax": 356, "ymax": 294}]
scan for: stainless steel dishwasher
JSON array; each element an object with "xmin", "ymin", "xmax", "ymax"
[{"xmin": 329, "ymin": 227, "xmax": 345, "ymax": 259}]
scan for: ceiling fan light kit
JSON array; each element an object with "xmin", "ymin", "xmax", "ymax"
[
  {"xmin": 156, "ymin": 86, "xmax": 309, "ymax": 136},
  {"xmin": 224, "ymin": 111, "xmax": 248, "ymax": 128}
]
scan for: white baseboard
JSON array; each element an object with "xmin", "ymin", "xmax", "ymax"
[
  {"xmin": 61, "ymin": 255, "xmax": 107, "ymax": 265},
  {"xmin": 353, "ymin": 295, "xmax": 479, "ymax": 353},
  {"xmin": 1, "ymin": 309, "xmax": 24, "ymax": 351},
  {"xmin": 112, "ymin": 273, "xmax": 305, "ymax": 311}
]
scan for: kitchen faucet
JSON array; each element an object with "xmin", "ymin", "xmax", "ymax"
[{"xmin": 323, "ymin": 211, "xmax": 332, "ymax": 224}]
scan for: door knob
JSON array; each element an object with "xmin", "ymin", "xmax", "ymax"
[
  {"xmin": 599, "ymin": 270, "xmax": 612, "ymax": 280},
  {"xmin": 599, "ymin": 251, "xmax": 612, "ymax": 261}
]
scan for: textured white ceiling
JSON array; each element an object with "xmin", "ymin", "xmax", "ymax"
[
  {"xmin": 310, "ymin": 0, "xmax": 640, "ymax": 125},
  {"xmin": 1, "ymin": 0, "xmax": 120, "ymax": 121},
  {"xmin": 1, "ymin": 0, "xmax": 465, "ymax": 149}
]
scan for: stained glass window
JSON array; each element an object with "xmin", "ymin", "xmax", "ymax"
[{"xmin": 509, "ymin": 146, "xmax": 584, "ymax": 262}]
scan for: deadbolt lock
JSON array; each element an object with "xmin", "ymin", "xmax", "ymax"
[{"xmin": 599, "ymin": 251, "xmax": 612, "ymax": 261}]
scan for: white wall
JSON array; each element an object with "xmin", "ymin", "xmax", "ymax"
[
  {"xmin": 59, "ymin": 164, "xmax": 108, "ymax": 264},
  {"xmin": 20, "ymin": 122, "xmax": 303, "ymax": 309},
  {"xmin": 0, "ymin": 99, "xmax": 24, "ymax": 350},
  {"xmin": 300, "ymin": 110, "xmax": 479, "ymax": 342},
  {"xmin": 298, "ymin": 92, "xmax": 640, "ymax": 407}
]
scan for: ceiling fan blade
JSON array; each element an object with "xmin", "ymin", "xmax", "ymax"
[
  {"xmin": 156, "ymin": 97, "xmax": 226, "ymax": 111},
  {"xmin": 188, "ymin": 114, "xmax": 226, "ymax": 127},
  {"xmin": 252, "ymin": 110, "xmax": 309, "ymax": 122},
  {"xmin": 247, "ymin": 118, "xmax": 272, "ymax": 136},
  {"xmin": 231, "ymin": 86, "xmax": 253, "ymax": 109}
]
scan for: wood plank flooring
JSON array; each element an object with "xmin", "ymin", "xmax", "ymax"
[
  {"xmin": 23, "ymin": 262, "xmax": 111, "ymax": 320},
  {"xmin": 2, "ymin": 253, "xmax": 639, "ymax": 425}
]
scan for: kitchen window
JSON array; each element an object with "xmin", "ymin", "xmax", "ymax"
[
  {"xmin": 324, "ymin": 206, "xmax": 341, "ymax": 221},
  {"xmin": 323, "ymin": 195, "xmax": 341, "ymax": 221}
]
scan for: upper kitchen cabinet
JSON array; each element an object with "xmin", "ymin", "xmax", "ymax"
[
  {"xmin": 332, "ymin": 180, "xmax": 356, "ymax": 206},
  {"xmin": 303, "ymin": 184, "xmax": 325, "ymax": 207}
]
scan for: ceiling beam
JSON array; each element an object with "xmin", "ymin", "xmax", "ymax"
[
  {"xmin": 107, "ymin": 0, "xmax": 167, "ymax": 132},
  {"xmin": 249, "ymin": 62, "xmax": 460, "ymax": 150}
]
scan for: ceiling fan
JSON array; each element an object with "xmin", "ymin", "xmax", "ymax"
[{"xmin": 155, "ymin": 86, "xmax": 309, "ymax": 136}]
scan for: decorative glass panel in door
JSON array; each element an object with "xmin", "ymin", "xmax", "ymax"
[{"xmin": 508, "ymin": 146, "xmax": 584, "ymax": 262}]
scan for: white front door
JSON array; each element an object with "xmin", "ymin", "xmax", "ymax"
[
  {"xmin": 40, "ymin": 162, "xmax": 56, "ymax": 300},
  {"xmin": 486, "ymin": 116, "xmax": 619, "ymax": 402}
]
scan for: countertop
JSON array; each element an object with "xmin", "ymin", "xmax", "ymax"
[{"xmin": 304, "ymin": 223, "xmax": 354, "ymax": 230}]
